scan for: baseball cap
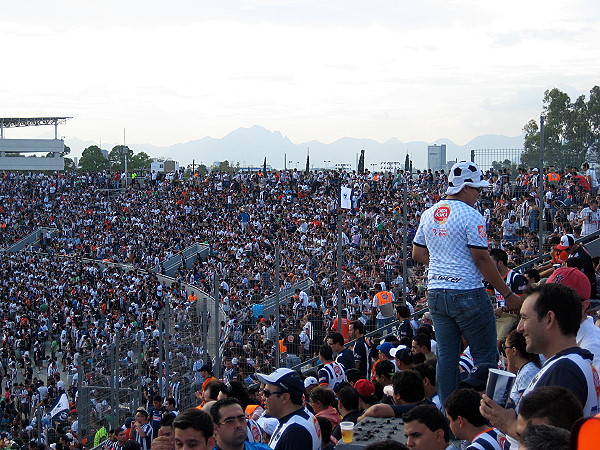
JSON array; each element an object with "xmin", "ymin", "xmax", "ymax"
[
  {"xmin": 422, "ymin": 312, "xmax": 432, "ymax": 321},
  {"xmin": 354, "ymin": 379, "xmax": 375, "ymax": 397},
  {"xmin": 257, "ymin": 417, "xmax": 280, "ymax": 436},
  {"xmin": 303, "ymin": 376, "xmax": 318, "ymax": 388},
  {"xmin": 389, "ymin": 345, "xmax": 409, "ymax": 358},
  {"xmin": 556, "ymin": 234, "xmax": 575, "ymax": 250},
  {"xmin": 376, "ymin": 342, "xmax": 395, "ymax": 358},
  {"xmin": 255, "ymin": 368, "xmax": 305, "ymax": 397},
  {"xmin": 547, "ymin": 267, "xmax": 591, "ymax": 301},
  {"xmin": 446, "ymin": 161, "xmax": 489, "ymax": 195}
]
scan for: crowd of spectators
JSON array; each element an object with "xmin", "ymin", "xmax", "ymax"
[{"xmin": 1, "ymin": 162, "xmax": 600, "ymax": 449}]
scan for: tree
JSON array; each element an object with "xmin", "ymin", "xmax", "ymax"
[
  {"xmin": 522, "ymin": 86, "xmax": 600, "ymax": 169},
  {"xmin": 79, "ymin": 145, "xmax": 109, "ymax": 172},
  {"xmin": 129, "ymin": 152, "xmax": 153, "ymax": 172},
  {"xmin": 108, "ymin": 145, "xmax": 133, "ymax": 171}
]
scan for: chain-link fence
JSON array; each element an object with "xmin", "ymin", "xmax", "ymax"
[{"xmin": 76, "ymin": 295, "xmax": 215, "ymax": 442}]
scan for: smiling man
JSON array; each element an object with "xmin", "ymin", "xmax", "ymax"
[{"xmin": 480, "ymin": 283, "xmax": 599, "ymax": 441}]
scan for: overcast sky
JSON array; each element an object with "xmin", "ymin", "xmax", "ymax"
[{"xmin": 2, "ymin": 0, "xmax": 599, "ymax": 151}]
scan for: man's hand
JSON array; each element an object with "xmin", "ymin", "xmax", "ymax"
[
  {"xmin": 151, "ymin": 436, "xmax": 174, "ymax": 450},
  {"xmin": 479, "ymin": 394, "xmax": 518, "ymax": 438},
  {"xmin": 504, "ymin": 293, "xmax": 523, "ymax": 313}
]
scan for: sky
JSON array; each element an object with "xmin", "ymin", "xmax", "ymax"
[{"xmin": 2, "ymin": 0, "xmax": 600, "ymax": 161}]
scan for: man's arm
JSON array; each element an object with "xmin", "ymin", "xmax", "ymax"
[
  {"xmin": 412, "ymin": 243, "xmax": 429, "ymax": 266},
  {"xmin": 357, "ymin": 403, "xmax": 395, "ymax": 421},
  {"xmin": 470, "ymin": 247, "xmax": 522, "ymax": 312}
]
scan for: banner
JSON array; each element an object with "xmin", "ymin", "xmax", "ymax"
[{"xmin": 340, "ymin": 186, "xmax": 352, "ymax": 209}]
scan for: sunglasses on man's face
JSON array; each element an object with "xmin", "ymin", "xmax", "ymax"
[{"xmin": 263, "ymin": 389, "xmax": 286, "ymax": 398}]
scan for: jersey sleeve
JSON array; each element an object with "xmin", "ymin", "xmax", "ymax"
[{"xmin": 465, "ymin": 211, "xmax": 488, "ymax": 248}]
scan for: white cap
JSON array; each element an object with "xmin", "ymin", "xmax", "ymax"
[
  {"xmin": 446, "ymin": 161, "xmax": 489, "ymax": 195},
  {"xmin": 303, "ymin": 376, "xmax": 318, "ymax": 388}
]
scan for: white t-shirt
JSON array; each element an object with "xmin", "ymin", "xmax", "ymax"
[{"xmin": 414, "ymin": 199, "xmax": 488, "ymax": 290}]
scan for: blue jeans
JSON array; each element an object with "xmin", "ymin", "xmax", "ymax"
[
  {"xmin": 377, "ymin": 316, "xmax": 394, "ymax": 329},
  {"xmin": 428, "ymin": 288, "xmax": 497, "ymax": 405}
]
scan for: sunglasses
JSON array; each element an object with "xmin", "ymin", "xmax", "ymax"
[{"xmin": 263, "ymin": 389, "xmax": 286, "ymax": 398}]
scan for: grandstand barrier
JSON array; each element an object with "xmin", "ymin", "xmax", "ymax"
[
  {"xmin": 2, "ymin": 227, "xmax": 57, "ymax": 253},
  {"xmin": 152, "ymin": 243, "xmax": 210, "ymax": 277},
  {"xmin": 261, "ymin": 278, "xmax": 316, "ymax": 318}
]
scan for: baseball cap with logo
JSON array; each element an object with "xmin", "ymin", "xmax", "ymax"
[
  {"xmin": 303, "ymin": 376, "xmax": 318, "ymax": 389},
  {"xmin": 256, "ymin": 368, "xmax": 305, "ymax": 397},
  {"xmin": 547, "ymin": 267, "xmax": 591, "ymax": 300},
  {"xmin": 446, "ymin": 161, "xmax": 489, "ymax": 195},
  {"xmin": 555, "ymin": 234, "xmax": 575, "ymax": 250}
]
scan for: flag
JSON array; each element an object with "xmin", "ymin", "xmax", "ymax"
[
  {"xmin": 50, "ymin": 393, "xmax": 70, "ymax": 419},
  {"xmin": 340, "ymin": 186, "xmax": 352, "ymax": 209}
]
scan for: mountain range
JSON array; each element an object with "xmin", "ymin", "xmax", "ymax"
[{"xmin": 67, "ymin": 125, "xmax": 525, "ymax": 171}]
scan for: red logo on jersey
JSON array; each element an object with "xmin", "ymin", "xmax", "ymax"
[
  {"xmin": 478, "ymin": 225, "xmax": 487, "ymax": 238},
  {"xmin": 287, "ymin": 335, "xmax": 294, "ymax": 342},
  {"xmin": 433, "ymin": 205, "xmax": 450, "ymax": 224}
]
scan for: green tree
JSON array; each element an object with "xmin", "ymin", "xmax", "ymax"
[
  {"xmin": 215, "ymin": 160, "xmax": 237, "ymax": 173},
  {"xmin": 108, "ymin": 145, "xmax": 133, "ymax": 171},
  {"xmin": 79, "ymin": 145, "xmax": 109, "ymax": 172},
  {"xmin": 129, "ymin": 151, "xmax": 153, "ymax": 172},
  {"xmin": 522, "ymin": 86, "xmax": 600, "ymax": 169},
  {"xmin": 588, "ymin": 86, "xmax": 600, "ymax": 159},
  {"xmin": 64, "ymin": 157, "xmax": 76, "ymax": 171}
]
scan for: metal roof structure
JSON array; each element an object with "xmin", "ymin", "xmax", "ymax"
[{"xmin": 0, "ymin": 117, "xmax": 72, "ymax": 128}]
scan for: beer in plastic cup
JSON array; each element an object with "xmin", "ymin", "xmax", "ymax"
[
  {"xmin": 340, "ymin": 421, "xmax": 354, "ymax": 443},
  {"xmin": 486, "ymin": 368, "xmax": 516, "ymax": 408}
]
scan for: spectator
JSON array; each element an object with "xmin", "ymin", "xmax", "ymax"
[
  {"xmin": 209, "ymin": 398, "xmax": 270, "ymax": 450},
  {"xmin": 172, "ymin": 408, "xmax": 215, "ymax": 450},
  {"xmin": 309, "ymin": 387, "xmax": 341, "ymax": 429},
  {"xmin": 519, "ymin": 424, "xmax": 570, "ymax": 450},
  {"xmin": 326, "ymin": 333, "xmax": 354, "ymax": 372},
  {"xmin": 501, "ymin": 330, "xmax": 540, "ymax": 407},
  {"xmin": 331, "ymin": 386, "xmax": 361, "ymax": 442},
  {"xmin": 445, "ymin": 388, "xmax": 505, "ymax": 449},
  {"xmin": 402, "ymin": 404, "xmax": 450, "ymax": 450}
]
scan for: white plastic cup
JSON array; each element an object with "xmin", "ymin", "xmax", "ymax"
[
  {"xmin": 340, "ymin": 421, "xmax": 355, "ymax": 443},
  {"xmin": 486, "ymin": 368, "xmax": 517, "ymax": 408}
]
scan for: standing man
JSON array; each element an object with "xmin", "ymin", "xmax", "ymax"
[
  {"xmin": 326, "ymin": 332, "xmax": 354, "ymax": 371},
  {"xmin": 412, "ymin": 161, "xmax": 521, "ymax": 404},
  {"xmin": 317, "ymin": 345, "xmax": 346, "ymax": 390},
  {"xmin": 132, "ymin": 410, "xmax": 154, "ymax": 450},
  {"xmin": 256, "ymin": 368, "xmax": 321, "ymax": 450},
  {"xmin": 488, "ymin": 248, "xmax": 528, "ymax": 344},
  {"xmin": 579, "ymin": 199, "xmax": 600, "ymax": 236},
  {"xmin": 349, "ymin": 321, "xmax": 371, "ymax": 380}
]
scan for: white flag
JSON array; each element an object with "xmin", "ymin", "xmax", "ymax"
[
  {"xmin": 50, "ymin": 393, "xmax": 70, "ymax": 418},
  {"xmin": 340, "ymin": 186, "xmax": 352, "ymax": 209}
]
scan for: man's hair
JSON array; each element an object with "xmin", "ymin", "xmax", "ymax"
[
  {"xmin": 375, "ymin": 360, "xmax": 396, "ymax": 378},
  {"xmin": 489, "ymin": 248, "xmax": 508, "ymax": 266},
  {"xmin": 160, "ymin": 414, "xmax": 175, "ymax": 428},
  {"xmin": 519, "ymin": 424, "xmax": 570, "ymax": 450},
  {"xmin": 519, "ymin": 386, "xmax": 583, "ymax": 431},
  {"xmin": 135, "ymin": 410, "xmax": 149, "ymax": 419},
  {"xmin": 524, "ymin": 268, "xmax": 541, "ymax": 283},
  {"xmin": 209, "ymin": 397, "xmax": 242, "ymax": 425},
  {"xmin": 204, "ymin": 380, "xmax": 223, "ymax": 401},
  {"xmin": 336, "ymin": 386, "xmax": 359, "ymax": 412},
  {"xmin": 412, "ymin": 334, "xmax": 431, "ymax": 352},
  {"xmin": 319, "ymin": 344, "xmax": 334, "ymax": 361},
  {"xmin": 173, "ymin": 408, "xmax": 214, "ymax": 441},
  {"xmin": 309, "ymin": 386, "xmax": 336, "ymax": 408},
  {"xmin": 153, "ymin": 395, "xmax": 163, "ymax": 403},
  {"xmin": 402, "ymin": 405, "xmax": 449, "ymax": 443},
  {"xmin": 528, "ymin": 284, "xmax": 582, "ymax": 336},
  {"xmin": 396, "ymin": 305, "xmax": 410, "ymax": 319},
  {"xmin": 327, "ymin": 332, "xmax": 345, "ymax": 347},
  {"xmin": 392, "ymin": 370, "xmax": 424, "ymax": 404},
  {"xmin": 444, "ymin": 389, "xmax": 487, "ymax": 427},
  {"xmin": 365, "ymin": 440, "xmax": 409, "ymax": 450},
  {"xmin": 345, "ymin": 368, "xmax": 361, "ymax": 384},
  {"xmin": 349, "ymin": 320, "xmax": 364, "ymax": 335},
  {"xmin": 411, "ymin": 363, "xmax": 436, "ymax": 388}
]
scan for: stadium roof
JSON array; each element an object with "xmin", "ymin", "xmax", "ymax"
[{"xmin": 0, "ymin": 117, "xmax": 72, "ymax": 128}]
